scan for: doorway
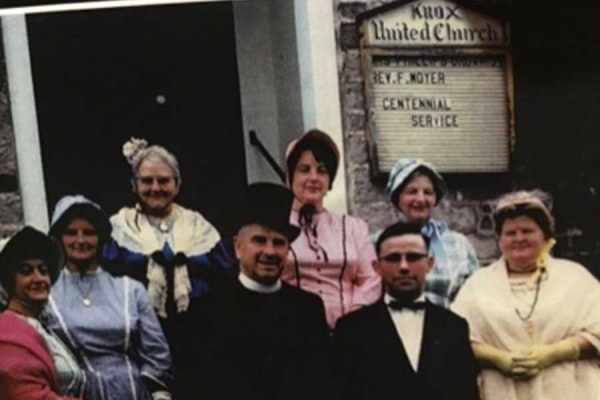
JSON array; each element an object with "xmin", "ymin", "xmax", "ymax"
[{"xmin": 26, "ymin": 1, "xmax": 246, "ymax": 238}]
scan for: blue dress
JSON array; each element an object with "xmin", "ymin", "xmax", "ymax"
[{"xmin": 47, "ymin": 268, "xmax": 173, "ymax": 400}]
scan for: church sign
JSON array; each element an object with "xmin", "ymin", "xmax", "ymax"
[{"xmin": 358, "ymin": 0, "xmax": 513, "ymax": 175}]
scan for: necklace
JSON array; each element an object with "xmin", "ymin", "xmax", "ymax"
[
  {"xmin": 513, "ymin": 271, "xmax": 543, "ymax": 322},
  {"xmin": 146, "ymin": 214, "xmax": 175, "ymax": 234},
  {"xmin": 75, "ymin": 274, "xmax": 96, "ymax": 307}
]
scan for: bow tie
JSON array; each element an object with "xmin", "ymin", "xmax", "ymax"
[{"xmin": 388, "ymin": 300, "xmax": 426, "ymax": 311}]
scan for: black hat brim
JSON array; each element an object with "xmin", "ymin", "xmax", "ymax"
[{"xmin": 0, "ymin": 226, "xmax": 61, "ymax": 293}]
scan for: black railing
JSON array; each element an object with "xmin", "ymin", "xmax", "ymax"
[{"xmin": 248, "ymin": 130, "xmax": 286, "ymax": 183}]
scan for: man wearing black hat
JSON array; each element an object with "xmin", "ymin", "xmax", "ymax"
[
  {"xmin": 177, "ymin": 183, "xmax": 331, "ymax": 400},
  {"xmin": 332, "ymin": 221, "xmax": 478, "ymax": 400}
]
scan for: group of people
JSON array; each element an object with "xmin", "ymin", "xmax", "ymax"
[{"xmin": 0, "ymin": 129, "xmax": 598, "ymax": 400}]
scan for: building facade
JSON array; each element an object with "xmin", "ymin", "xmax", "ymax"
[{"xmin": 1, "ymin": 0, "xmax": 599, "ymax": 274}]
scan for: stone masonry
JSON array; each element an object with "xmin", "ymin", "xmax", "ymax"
[
  {"xmin": 0, "ymin": 22, "xmax": 23, "ymax": 240},
  {"xmin": 332, "ymin": 0, "xmax": 508, "ymax": 264}
]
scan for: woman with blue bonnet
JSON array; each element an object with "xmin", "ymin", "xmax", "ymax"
[
  {"xmin": 47, "ymin": 195, "xmax": 173, "ymax": 400},
  {"xmin": 386, "ymin": 158, "xmax": 479, "ymax": 307},
  {"xmin": 104, "ymin": 138, "xmax": 235, "ymax": 365}
]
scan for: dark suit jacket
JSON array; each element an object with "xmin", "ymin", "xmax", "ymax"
[
  {"xmin": 177, "ymin": 279, "xmax": 333, "ymax": 400},
  {"xmin": 332, "ymin": 300, "xmax": 478, "ymax": 400}
]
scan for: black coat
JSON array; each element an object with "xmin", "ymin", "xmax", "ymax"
[
  {"xmin": 332, "ymin": 300, "xmax": 479, "ymax": 400},
  {"xmin": 177, "ymin": 280, "xmax": 332, "ymax": 400}
]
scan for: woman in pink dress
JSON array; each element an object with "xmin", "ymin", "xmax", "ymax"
[{"xmin": 282, "ymin": 129, "xmax": 381, "ymax": 329}]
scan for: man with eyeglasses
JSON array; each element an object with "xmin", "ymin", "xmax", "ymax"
[
  {"xmin": 176, "ymin": 183, "xmax": 332, "ymax": 400},
  {"xmin": 332, "ymin": 221, "xmax": 478, "ymax": 400}
]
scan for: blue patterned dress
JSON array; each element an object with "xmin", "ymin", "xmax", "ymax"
[
  {"xmin": 422, "ymin": 219, "xmax": 479, "ymax": 307},
  {"xmin": 47, "ymin": 268, "xmax": 173, "ymax": 400}
]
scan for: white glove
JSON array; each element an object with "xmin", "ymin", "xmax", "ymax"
[{"xmin": 152, "ymin": 390, "xmax": 172, "ymax": 400}]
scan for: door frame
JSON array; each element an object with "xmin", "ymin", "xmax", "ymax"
[{"xmin": 3, "ymin": 0, "xmax": 347, "ymax": 231}]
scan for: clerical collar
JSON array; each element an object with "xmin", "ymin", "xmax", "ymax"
[{"xmin": 238, "ymin": 273, "xmax": 282, "ymax": 293}]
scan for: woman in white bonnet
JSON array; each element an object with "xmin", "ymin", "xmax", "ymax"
[
  {"xmin": 104, "ymin": 138, "xmax": 235, "ymax": 365},
  {"xmin": 385, "ymin": 158, "xmax": 479, "ymax": 307}
]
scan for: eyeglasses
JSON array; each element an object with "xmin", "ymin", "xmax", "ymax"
[
  {"xmin": 379, "ymin": 252, "xmax": 428, "ymax": 264},
  {"xmin": 135, "ymin": 176, "xmax": 175, "ymax": 186}
]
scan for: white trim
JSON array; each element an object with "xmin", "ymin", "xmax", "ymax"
[
  {"xmin": 78, "ymin": 373, "xmax": 87, "ymax": 399},
  {"xmin": 48, "ymin": 296, "xmax": 80, "ymax": 362},
  {"xmin": 124, "ymin": 277, "xmax": 131, "ymax": 350},
  {"xmin": 49, "ymin": 292, "xmax": 106, "ymax": 400},
  {"xmin": 95, "ymin": 372, "xmax": 107, "ymax": 400},
  {"xmin": 140, "ymin": 372, "xmax": 168, "ymax": 390},
  {"xmin": 0, "ymin": 0, "xmax": 243, "ymax": 16},
  {"xmin": 125, "ymin": 354, "xmax": 138, "ymax": 400},
  {"xmin": 2, "ymin": 15, "xmax": 49, "ymax": 231},
  {"xmin": 123, "ymin": 277, "xmax": 138, "ymax": 400},
  {"xmin": 294, "ymin": 0, "xmax": 348, "ymax": 214}
]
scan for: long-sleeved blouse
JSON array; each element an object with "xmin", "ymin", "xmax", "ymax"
[
  {"xmin": 452, "ymin": 256, "xmax": 600, "ymax": 400},
  {"xmin": 282, "ymin": 209, "xmax": 381, "ymax": 329},
  {"xmin": 47, "ymin": 268, "xmax": 173, "ymax": 400}
]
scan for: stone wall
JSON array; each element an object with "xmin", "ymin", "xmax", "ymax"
[
  {"xmin": 332, "ymin": 0, "xmax": 600, "ymax": 275},
  {"xmin": 0, "ymin": 21, "xmax": 23, "ymax": 240},
  {"xmin": 333, "ymin": 0, "xmax": 507, "ymax": 264}
]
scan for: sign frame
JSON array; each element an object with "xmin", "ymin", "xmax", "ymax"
[{"xmin": 357, "ymin": 0, "xmax": 514, "ymax": 178}]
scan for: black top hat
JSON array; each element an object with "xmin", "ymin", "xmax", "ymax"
[
  {"xmin": 0, "ymin": 226, "xmax": 61, "ymax": 296},
  {"xmin": 237, "ymin": 183, "xmax": 300, "ymax": 242}
]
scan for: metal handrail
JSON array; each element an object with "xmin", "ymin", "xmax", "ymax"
[{"xmin": 248, "ymin": 130, "xmax": 286, "ymax": 183}]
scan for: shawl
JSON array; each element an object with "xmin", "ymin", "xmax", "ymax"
[
  {"xmin": 0, "ymin": 312, "xmax": 78, "ymax": 400},
  {"xmin": 452, "ymin": 256, "xmax": 600, "ymax": 400},
  {"xmin": 111, "ymin": 203, "xmax": 220, "ymax": 317}
]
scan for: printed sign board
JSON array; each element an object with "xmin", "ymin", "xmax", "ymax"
[{"xmin": 359, "ymin": 0, "xmax": 512, "ymax": 174}]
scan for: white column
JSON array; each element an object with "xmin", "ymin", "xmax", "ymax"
[
  {"xmin": 2, "ymin": 14, "xmax": 49, "ymax": 231},
  {"xmin": 233, "ymin": 0, "xmax": 283, "ymax": 184},
  {"xmin": 294, "ymin": 0, "xmax": 348, "ymax": 214}
]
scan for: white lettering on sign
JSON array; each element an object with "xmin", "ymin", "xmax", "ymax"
[
  {"xmin": 373, "ymin": 71, "xmax": 446, "ymax": 85},
  {"xmin": 382, "ymin": 97, "xmax": 451, "ymax": 111},
  {"xmin": 364, "ymin": 0, "xmax": 508, "ymax": 47}
]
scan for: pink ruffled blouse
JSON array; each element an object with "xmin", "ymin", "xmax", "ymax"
[{"xmin": 282, "ymin": 209, "xmax": 382, "ymax": 329}]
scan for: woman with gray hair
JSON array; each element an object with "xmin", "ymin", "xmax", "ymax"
[
  {"xmin": 104, "ymin": 138, "xmax": 235, "ymax": 365},
  {"xmin": 452, "ymin": 190, "xmax": 600, "ymax": 400}
]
